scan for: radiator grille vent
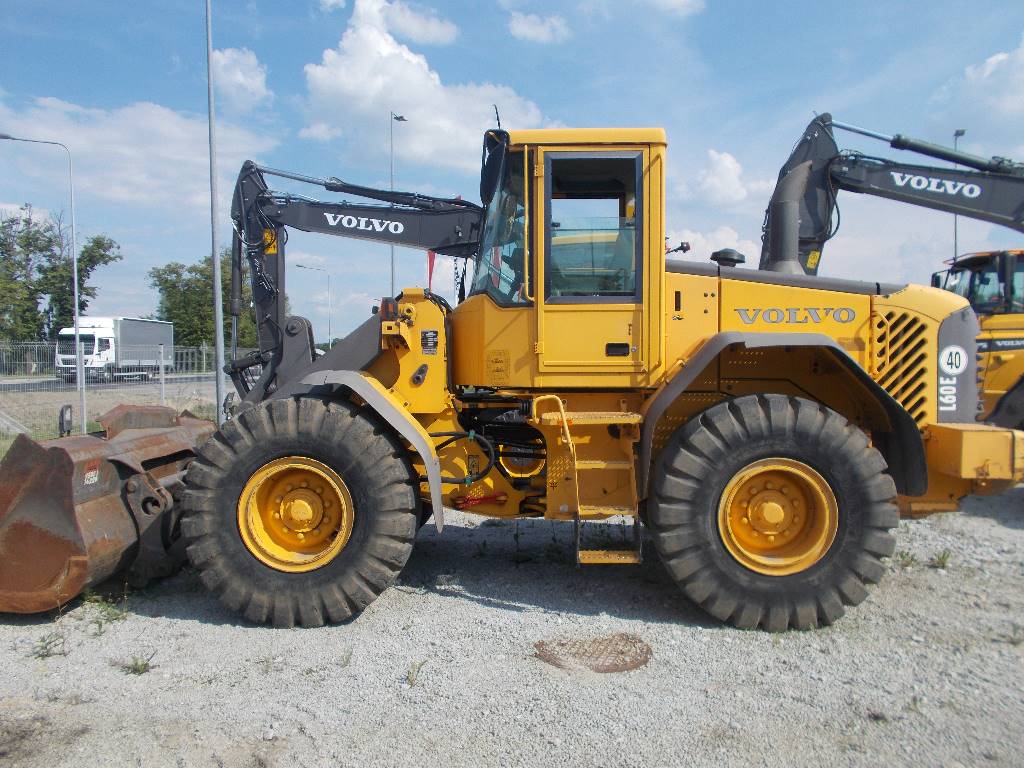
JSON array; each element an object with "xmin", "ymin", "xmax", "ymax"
[{"xmin": 873, "ymin": 311, "xmax": 930, "ymax": 425}]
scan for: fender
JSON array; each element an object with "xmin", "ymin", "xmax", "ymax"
[
  {"xmin": 638, "ymin": 331, "xmax": 927, "ymax": 497},
  {"xmin": 296, "ymin": 369, "xmax": 445, "ymax": 532}
]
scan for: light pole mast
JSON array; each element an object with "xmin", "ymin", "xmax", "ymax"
[
  {"xmin": 953, "ymin": 128, "xmax": 966, "ymax": 262},
  {"xmin": 389, "ymin": 112, "xmax": 407, "ymax": 297},
  {"xmin": 0, "ymin": 133, "xmax": 87, "ymax": 433},
  {"xmin": 206, "ymin": 0, "xmax": 226, "ymax": 424}
]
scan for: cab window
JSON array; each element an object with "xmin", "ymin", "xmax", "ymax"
[
  {"xmin": 544, "ymin": 152, "xmax": 642, "ymax": 303},
  {"xmin": 470, "ymin": 151, "xmax": 529, "ymax": 305},
  {"xmin": 98, "ymin": 338, "xmax": 111, "ymax": 352}
]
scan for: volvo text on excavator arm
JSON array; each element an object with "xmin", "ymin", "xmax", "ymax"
[{"xmin": 759, "ymin": 113, "xmax": 1024, "ymax": 275}]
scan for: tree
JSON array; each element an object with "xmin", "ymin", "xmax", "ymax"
[
  {"xmin": 0, "ymin": 205, "xmax": 121, "ymax": 342},
  {"xmin": 148, "ymin": 249, "xmax": 259, "ymax": 349}
]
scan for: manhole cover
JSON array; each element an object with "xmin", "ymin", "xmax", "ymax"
[{"xmin": 534, "ymin": 633, "xmax": 651, "ymax": 673}]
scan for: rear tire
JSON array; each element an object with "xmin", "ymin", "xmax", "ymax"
[
  {"xmin": 181, "ymin": 397, "xmax": 418, "ymax": 628},
  {"xmin": 647, "ymin": 394, "xmax": 898, "ymax": 631}
]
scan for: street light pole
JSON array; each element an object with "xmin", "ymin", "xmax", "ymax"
[
  {"xmin": 205, "ymin": 0, "xmax": 226, "ymax": 424},
  {"xmin": 953, "ymin": 128, "xmax": 966, "ymax": 262},
  {"xmin": 389, "ymin": 112, "xmax": 407, "ymax": 297},
  {"xmin": 295, "ymin": 264, "xmax": 331, "ymax": 345},
  {"xmin": 0, "ymin": 133, "xmax": 87, "ymax": 433}
]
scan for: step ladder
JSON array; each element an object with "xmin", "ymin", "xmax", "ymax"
[{"xmin": 532, "ymin": 397, "xmax": 643, "ymax": 566}]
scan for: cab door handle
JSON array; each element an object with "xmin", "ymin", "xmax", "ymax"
[{"xmin": 605, "ymin": 343, "xmax": 630, "ymax": 357}]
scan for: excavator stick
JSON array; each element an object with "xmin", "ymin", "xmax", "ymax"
[{"xmin": 0, "ymin": 405, "xmax": 214, "ymax": 614}]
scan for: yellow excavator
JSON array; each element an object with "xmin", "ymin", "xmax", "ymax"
[{"xmin": 2, "ymin": 121, "xmax": 1022, "ymax": 632}]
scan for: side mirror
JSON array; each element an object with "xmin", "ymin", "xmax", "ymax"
[{"xmin": 930, "ymin": 272, "xmax": 943, "ymax": 288}]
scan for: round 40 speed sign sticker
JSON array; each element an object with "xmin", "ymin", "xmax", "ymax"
[{"xmin": 939, "ymin": 345, "xmax": 969, "ymax": 377}]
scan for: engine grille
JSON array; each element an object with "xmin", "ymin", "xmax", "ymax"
[{"xmin": 873, "ymin": 310, "xmax": 930, "ymax": 426}]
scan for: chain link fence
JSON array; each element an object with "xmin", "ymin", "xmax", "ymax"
[{"xmin": 0, "ymin": 341, "xmax": 249, "ymax": 451}]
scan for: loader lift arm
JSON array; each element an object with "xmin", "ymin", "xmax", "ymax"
[
  {"xmin": 228, "ymin": 160, "xmax": 484, "ymax": 402},
  {"xmin": 759, "ymin": 113, "xmax": 1024, "ymax": 275}
]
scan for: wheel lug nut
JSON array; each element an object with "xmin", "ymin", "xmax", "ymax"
[
  {"xmin": 769, "ymin": 535, "xmax": 776, "ymax": 543},
  {"xmin": 297, "ymin": 532, "xmax": 305, "ymax": 540},
  {"xmin": 316, "ymin": 486, "xmax": 324, "ymax": 495},
  {"xmin": 741, "ymin": 517, "xmax": 749, "ymax": 525},
  {"xmin": 301, "ymin": 481, "xmax": 308, "ymax": 488},
  {"xmin": 275, "ymin": 496, "xmax": 283, "ymax": 503},
  {"xmin": 273, "ymin": 511, "xmax": 281, "ymax": 519},
  {"xmin": 740, "ymin": 500, "xmax": 748, "ymax": 508},
  {"xmin": 781, "ymin": 485, "xmax": 789, "ymax": 494},
  {"xmin": 283, "ymin": 526, "xmax": 291, "ymax": 532},
  {"xmin": 285, "ymin": 484, "xmax": 294, "ymax": 492},
  {"xmin": 765, "ymin": 482, "xmax": 774, "ymax": 490}
]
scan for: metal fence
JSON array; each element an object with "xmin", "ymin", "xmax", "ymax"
[{"xmin": 0, "ymin": 341, "xmax": 250, "ymax": 450}]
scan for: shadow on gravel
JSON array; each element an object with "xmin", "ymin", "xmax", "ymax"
[
  {"xmin": 960, "ymin": 486, "xmax": 1024, "ymax": 530},
  {"xmin": 1, "ymin": 518, "xmax": 715, "ymax": 630},
  {"xmin": 399, "ymin": 518, "xmax": 716, "ymax": 629}
]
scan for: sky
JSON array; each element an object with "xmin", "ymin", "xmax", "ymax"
[{"xmin": 2, "ymin": 0, "xmax": 1023, "ymax": 342}]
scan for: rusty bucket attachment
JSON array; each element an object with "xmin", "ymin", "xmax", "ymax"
[{"xmin": 0, "ymin": 405, "xmax": 214, "ymax": 614}]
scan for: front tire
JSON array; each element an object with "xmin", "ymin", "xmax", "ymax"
[
  {"xmin": 181, "ymin": 397, "xmax": 418, "ymax": 628},
  {"xmin": 647, "ymin": 394, "xmax": 898, "ymax": 631}
]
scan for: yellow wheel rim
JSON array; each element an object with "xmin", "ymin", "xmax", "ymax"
[
  {"xmin": 237, "ymin": 456, "xmax": 355, "ymax": 573},
  {"xmin": 717, "ymin": 458, "xmax": 838, "ymax": 576}
]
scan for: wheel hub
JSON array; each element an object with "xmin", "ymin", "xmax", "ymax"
[
  {"xmin": 718, "ymin": 458, "xmax": 838, "ymax": 576},
  {"xmin": 237, "ymin": 456, "xmax": 355, "ymax": 573}
]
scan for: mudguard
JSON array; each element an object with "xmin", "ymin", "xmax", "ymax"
[{"xmin": 638, "ymin": 332, "xmax": 928, "ymax": 497}]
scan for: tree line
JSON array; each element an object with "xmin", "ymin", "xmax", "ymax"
[{"xmin": 1, "ymin": 205, "xmax": 258, "ymax": 348}]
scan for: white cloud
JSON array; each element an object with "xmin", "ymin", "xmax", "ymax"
[
  {"xmin": 319, "ymin": 0, "xmax": 347, "ymax": 10},
  {"xmin": 934, "ymin": 33, "xmax": 1024, "ymax": 119},
  {"xmin": 695, "ymin": 150, "xmax": 772, "ymax": 205},
  {"xmin": 302, "ymin": 0, "xmax": 545, "ymax": 173},
  {"xmin": 0, "ymin": 96, "xmax": 277, "ymax": 212},
  {"xmin": 298, "ymin": 121, "xmax": 342, "ymax": 141},
  {"xmin": 384, "ymin": 1, "xmax": 457, "ymax": 45},
  {"xmin": 508, "ymin": 12, "xmax": 571, "ymax": 44},
  {"xmin": 645, "ymin": 0, "xmax": 705, "ymax": 16},
  {"xmin": 211, "ymin": 47, "xmax": 273, "ymax": 114}
]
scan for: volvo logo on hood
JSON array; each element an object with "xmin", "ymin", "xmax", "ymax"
[
  {"xmin": 735, "ymin": 307, "xmax": 857, "ymax": 325},
  {"xmin": 323, "ymin": 213, "xmax": 405, "ymax": 234},
  {"xmin": 889, "ymin": 172, "xmax": 982, "ymax": 199}
]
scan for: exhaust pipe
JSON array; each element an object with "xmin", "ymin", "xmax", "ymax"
[
  {"xmin": 0, "ymin": 405, "xmax": 213, "ymax": 614},
  {"xmin": 765, "ymin": 160, "xmax": 812, "ymax": 274}
]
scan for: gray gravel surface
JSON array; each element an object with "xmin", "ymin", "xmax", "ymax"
[{"xmin": 1, "ymin": 490, "xmax": 1022, "ymax": 768}]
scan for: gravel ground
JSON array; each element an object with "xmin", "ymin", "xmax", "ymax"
[{"xmin": 1, "ymin": 491, "xmax": 1022, "ymax": 768}]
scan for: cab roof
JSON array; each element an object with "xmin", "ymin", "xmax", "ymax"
[{"xmin": 505, "ymin": 128, "xmax": 667, "ymax": 147}]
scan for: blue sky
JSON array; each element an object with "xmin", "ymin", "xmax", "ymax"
[{"xmin": 2, "ymin": 0, "xmax": 1023, "ymax": 341}]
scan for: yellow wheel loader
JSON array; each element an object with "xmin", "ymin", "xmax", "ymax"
[
  {"xmin": 3, "ymin": 124, "xmax": 1022, "ymax": 632},
  {"xmin": 932, "ymin": 250, "xmax": 1024, "ymax": 429}
]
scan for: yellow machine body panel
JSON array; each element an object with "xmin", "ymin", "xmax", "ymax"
[{"xmin": 978, "ymin": 312, "xmax": 1024, "ymax": 419}]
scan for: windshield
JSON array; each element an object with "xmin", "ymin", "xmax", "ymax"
[
  {"xmin": 470, "ymin": 152, "xmax": 529, "ymax": 305},
  {"xmin": 57, "ymin": 334, "xmax": 96, "ymax": 354}
]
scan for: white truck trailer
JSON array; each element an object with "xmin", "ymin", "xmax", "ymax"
[{"xmin": 55, "ymin": 317, "xmax": 174, "ymax": 382}]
